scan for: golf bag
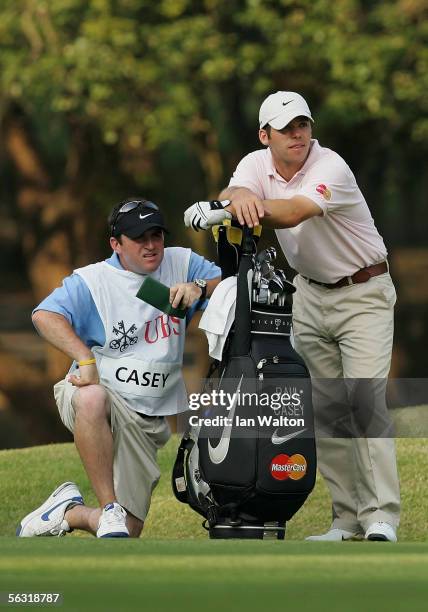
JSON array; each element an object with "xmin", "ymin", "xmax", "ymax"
[{"xmin": 173, "ymin": 224, "xmax": 316, "ymax": 539}]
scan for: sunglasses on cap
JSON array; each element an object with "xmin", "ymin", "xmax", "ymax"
[{"xmin": 110, "ymin": 200, "xmax": 159, "ymax": 236}]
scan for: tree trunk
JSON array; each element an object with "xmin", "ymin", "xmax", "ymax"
[{"xmin": 4, "ymin": 107, "xmax": 82, "ymax": 381}]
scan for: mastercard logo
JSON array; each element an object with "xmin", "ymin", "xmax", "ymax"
[
  {"xmin": 270, "ymin": 453, "xmax": 307, "ymax": 481},
  {"xmin": 316, "ymin": 183, "xmax": 331, "ymax": 200}
]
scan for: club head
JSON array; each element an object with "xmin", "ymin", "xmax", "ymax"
[
  {"xmin": 268, "ymin": 276, "xmax": 284, "ymax": 293},
  {"xmin": 260, "ymin": 261, "xmax": 274, "ymax": 279},
  {"xmin": 283, "ymin": 280, "xmax": 296, "ymax": 294},
  {"xmin": 256, "ymin": 249, "xmax": 269, "ymax": 265},
  {"xmin": 275, "ymin": 269, "xmax": 296, "ymax": 293},
  {"xmin": 266, "ymin": 247, "xmax": 277, "ymax": 261},
  {"xmin": 256, "ymin": 247, "xmax": 276, "ymax": 265}
]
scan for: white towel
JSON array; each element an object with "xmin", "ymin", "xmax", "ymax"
[{"xmin": 199, "ymin": 276, "xmax": 237, "ymax": 360}]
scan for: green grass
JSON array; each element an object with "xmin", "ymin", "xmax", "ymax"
[
  {"xmin": 1, "ymin": 540, "xmax": 428, "ymax": 611},
  {"xmin": 392, "ymin": 404, "xmax": 428, "ymax": 437},
  {"xmin": 1, "ymin": 436, "xmax": 427, "ymax": 541},
  {"xmin": 1, "ymin": 437, "xmax": 427, "ymax": 611}
]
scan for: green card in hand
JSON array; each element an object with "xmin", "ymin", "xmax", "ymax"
[{"xmin": 136, "ymin": 276, "xmax": 187, "ymax": 319}]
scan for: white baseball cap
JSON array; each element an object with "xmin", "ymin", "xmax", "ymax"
[{"xmin": 259, "ymin": 91, "xmax": 314, "ymax": 130}]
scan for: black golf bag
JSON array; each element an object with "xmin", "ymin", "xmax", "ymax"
[{"xmin": 173, "ymin": 224, "xmax": 316, "ymax": 539}]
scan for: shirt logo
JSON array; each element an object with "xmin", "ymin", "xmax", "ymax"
[
  {"xmin": 316, "ymin": 184, "xmax": 331, "ymax": 200},
  {"xmin": 110, "ymin": 321, "xmax": 138, "ymax": 352}
]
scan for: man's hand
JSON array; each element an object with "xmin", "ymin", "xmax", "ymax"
[
  {"xmin": 184, "ymin": 200, "xmax": 232, "ymax": 231},
  {"xmin": 222, "ymin": 188, "xmax": 267, "ymax": 228},
  {"xmin": 170, "ymin": 282, "xmax": 204, "ymax": 309},
  {"xmin": 32, "ymin": 311, "xmax": 100, "ymax": 387},
  {"xmin": 68, "ymin": 362, "xmax": 100, "ymax": 387}
]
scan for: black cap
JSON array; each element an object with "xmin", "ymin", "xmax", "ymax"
[{"xmin": 113, "ymin": 205, "xmax": 168, "ymax": 239}]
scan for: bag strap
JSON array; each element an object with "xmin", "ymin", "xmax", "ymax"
[{"xmin": 230, "ymin": 226, "xmax": 255, "ymax": 357}]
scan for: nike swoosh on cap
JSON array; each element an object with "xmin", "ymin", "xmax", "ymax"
[
  {"xmin": 139, "ymin": 212, "xmax": 154, "ymax": 220},
  {"xmin": 271, "ymin": 427, "xmax": 307, "ymax": 445},
  {"xmin": 207, "ymin": 375, "xmax": 243, "ymax": 465},
  {"xmin": 282, "ymin": 100, "xmax": 293, "ymax": 106}
]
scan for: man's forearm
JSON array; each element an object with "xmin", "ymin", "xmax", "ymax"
[
  {"xmin": 218, "ymin": 184, "xmax": 322, "ymax": 228},
  {"xmin": 206, "ymin": 277, "xmax": 221, "ymax": 297},
  {"xmin": 256, "ymin": 197, "xmax": 322, "ymax": 228},
  {"xmin": 218, "ymin": 186, "xmax": 255, "ymax": 200},
  {"xmin": 32, "ymin": 310, "xmax": 93, "ymax": 362}
]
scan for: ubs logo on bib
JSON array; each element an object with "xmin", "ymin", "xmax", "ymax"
[
  {"xmin": 109, "ymin": 315, "xmax": 182, "ymax": 352},
  {"xmin": 110, "ymin": 321, "xmax": 138, "ymax": 352}
]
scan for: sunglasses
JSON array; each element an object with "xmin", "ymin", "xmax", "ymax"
[{"xmin": 111, "ymin": 200, "xmax": 159, "ymax": 235}]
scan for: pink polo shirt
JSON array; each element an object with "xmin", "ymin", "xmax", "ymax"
[{"xmin": 228, "ymin": 140, "xmax": 387, "ymax": 283}]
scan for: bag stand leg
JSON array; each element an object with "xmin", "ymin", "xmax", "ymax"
[{"xmin": 208, "ymin": 519, "xmax": 286, "ymax": 540}]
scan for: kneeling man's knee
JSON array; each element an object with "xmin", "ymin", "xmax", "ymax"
[{"xmin": 73, "ymin": 385, "xmax": 109, "ymax": 421}]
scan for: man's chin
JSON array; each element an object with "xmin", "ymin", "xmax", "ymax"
[
  {"xmin": 290, "ymin": 146, "xmax": 308, "ymax": 159},
  {"xmin": 140, "ymin": 257, "xmax": 160, "ymax": 273}
]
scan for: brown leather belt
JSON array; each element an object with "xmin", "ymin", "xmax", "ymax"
[{"xmin": 302, "ymin": 261, "xmax": 388, "ymax": 290}]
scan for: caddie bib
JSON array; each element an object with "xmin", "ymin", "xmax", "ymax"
[{"xmin": 75, "ymin": 247, "xmax": 191, "ymax": 415}]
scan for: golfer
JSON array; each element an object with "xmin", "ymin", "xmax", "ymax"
[
  {"xmin": 184, "ymin": 92, "xmax": 400, "ymax": 542},
  {"xmin": 17, "ymin": 198, "xmax": 221, "ymax": 538}
]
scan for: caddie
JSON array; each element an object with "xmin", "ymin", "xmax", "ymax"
[
  {"xmin": 17, "ymin": 198, "xmax": 221, "ymax": 538},
  {"xmin": 183, "ymin": 91, "xmax": 400, "ymax": 542}
]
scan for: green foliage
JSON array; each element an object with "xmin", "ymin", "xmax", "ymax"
[
  {"xmin": 1, "ymin": 1, "xmax": 426, "ymax": 151},
  {"xmin": 0, "ymin": 1, "xmax": 426, "ymax": 240}
]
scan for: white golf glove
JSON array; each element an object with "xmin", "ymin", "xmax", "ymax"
[{"xmin": 184, "ymin": 200, "xmax": 232, "ymax": 231}]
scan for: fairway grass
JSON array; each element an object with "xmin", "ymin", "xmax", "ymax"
[
  {"xmin": 1, "ymin": 539, "xmax": 428, "ymax": 611},
  {"xmin": 1, "ymin": 436, "xmax": 427, "ymax": 541},
  {"xmin": 1, "ymin": 437, "xmax": 427, "ymax": 611}
]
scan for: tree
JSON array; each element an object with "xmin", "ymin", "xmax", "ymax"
[{"xmin": 0, "ymin": 0, "xmax": 426, "ymax": 439}]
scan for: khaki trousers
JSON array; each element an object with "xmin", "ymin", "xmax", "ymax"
[
  {"xmin": 292, "ymin": 273, "xmax": 400, "ymax": 532},
  {"xmin": 54, "ymin": 379, "xmax": 171, "ymax": 522}
]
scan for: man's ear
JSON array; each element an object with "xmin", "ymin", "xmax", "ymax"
[
  {"xmin": 259, "ymin": 129, "xmax": 269, "ymax": 147},
  {"xmin": 110, "ymin": 236, "xmax": 121, "ymax": 253}
]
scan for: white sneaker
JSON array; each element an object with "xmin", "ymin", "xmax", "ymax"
[
  {"xmin": 16, "ymin": 482, "xmax": 84, "ymax": 537},
  {"xmin": 365, "ymin": 521, "xmax": 397, "ymax": 542},
  {"xmin": 96, "ymin": 502, "xmax": 129, "ymax": 538},
  {"xmin": 305, "ymin": 528, "xmax": 361, "ymax": 542}
]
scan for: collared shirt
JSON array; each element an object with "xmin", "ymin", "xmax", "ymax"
[
  {"xmin": 34, "ymin": 251, "xmax": 220, "ymax": 348},
  {"xmin": 229, "ymin": 140, "xmax": 387, "ymax": 283}
]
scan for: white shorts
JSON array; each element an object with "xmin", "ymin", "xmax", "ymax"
[{"xmin": 54, "ymin": 379, "xmax": 171, "ymax": 521}]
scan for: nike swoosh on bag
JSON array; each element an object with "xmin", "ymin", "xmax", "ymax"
[
  {"xmin": 139, "ymin": 212, "xmax": 154, "ymax": 220},
  {"xmin": 271, "ymin": 427, "xmax": 307, "ymax": 445},
  {"xmin": 207, "ymin": 375, "xmax": 243, "ymax": 465}
]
